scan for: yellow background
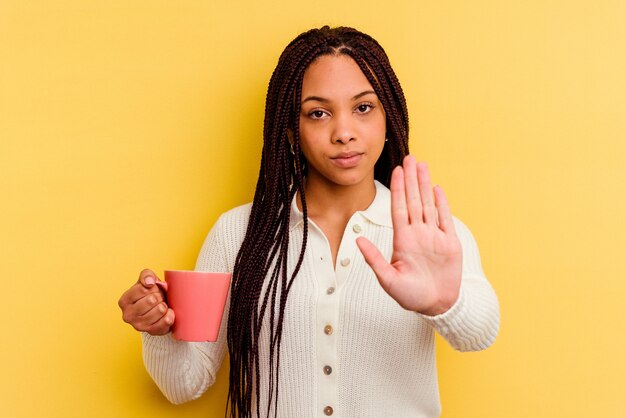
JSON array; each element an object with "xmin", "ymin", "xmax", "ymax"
[{"xmin": 1, "ymin": 1, "xmax": 624, "ymax": 417}]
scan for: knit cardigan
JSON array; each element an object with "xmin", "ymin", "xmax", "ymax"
[{"xmin": 142, "ymin": 181, "xmax": 500, "ymax": 417}]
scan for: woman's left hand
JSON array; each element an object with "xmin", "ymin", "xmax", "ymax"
[{"xmin": 356, "ymin": 155, "xmax": 463, "ymax": 316}]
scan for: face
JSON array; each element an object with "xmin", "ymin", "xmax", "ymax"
[{"xmin": 297, "ymin": 54, "xmax": 386, "ymax": 190}]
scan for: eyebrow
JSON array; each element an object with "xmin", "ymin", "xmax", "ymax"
[{"xmin": 301, "ymin": 90, "xmax": 377, "ymax": 104}]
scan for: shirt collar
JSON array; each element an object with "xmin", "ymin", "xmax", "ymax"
[{"xmin": 289, "ymin": 180, "xmax": 393, "ymax": 231}]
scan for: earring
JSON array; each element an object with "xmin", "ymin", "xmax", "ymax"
[
  {"xmin": 290, "ymin": 143, "xmax": 295, "ymax": 155},
  {"xmin": 385, "ymin": 138, "xmax": 389, "ymax": 142}
]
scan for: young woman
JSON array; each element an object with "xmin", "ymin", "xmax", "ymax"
[{"xmin": 118, "ymin": 26, "xmax": 500, "ymax": 418}]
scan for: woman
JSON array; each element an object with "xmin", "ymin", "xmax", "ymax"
[{"xmin": 118, "ymin": 26, "xmax": 500, "ymax": 418}]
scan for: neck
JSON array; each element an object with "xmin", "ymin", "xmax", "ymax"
[{"xmin": 296, "ymin": 175, "xmax": 377, "ymax": 221}]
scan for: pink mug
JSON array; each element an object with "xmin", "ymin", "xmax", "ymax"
[{"xmin": 155, "ymin": 270, "xmax": 231, "ymax": 342}]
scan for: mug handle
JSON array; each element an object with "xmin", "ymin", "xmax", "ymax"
[{"xmin": 154, "ymin": 280, "xmax": 169, "ymax": 305}]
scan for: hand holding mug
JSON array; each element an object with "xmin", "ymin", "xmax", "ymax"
[{"xmin": 118, "ymin": 269, "xmax": 175, "ymax": 336}]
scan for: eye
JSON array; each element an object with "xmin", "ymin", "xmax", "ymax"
[
  {"xmin": 308, "ymin": 109, "xmax": 329, "ymax": 120},
  {"xmin": 355, "ymin": 103, "xmax": 374, "ymax": 114}
]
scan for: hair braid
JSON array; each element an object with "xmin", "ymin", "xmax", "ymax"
[{"xmin": 226, "ymin": 26, "xmax": 410, "ymax": 418}]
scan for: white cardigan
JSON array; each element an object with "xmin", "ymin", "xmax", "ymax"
[{"xmin": 142, "ymin": 181, "xmax": 500, "ymax": 417}]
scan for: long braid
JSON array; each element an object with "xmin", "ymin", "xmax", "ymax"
[{"xmin": 226, "ymin": 26, "xmax": 410, "ymax": 418}]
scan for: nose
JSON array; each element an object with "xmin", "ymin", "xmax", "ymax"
[{"xmin": 331, "ymin": 111, "xmax": 356, "ymax": 144}]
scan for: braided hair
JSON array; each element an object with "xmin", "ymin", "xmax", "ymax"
[{"xmin": 227, "ymin": 25, "xmax": 410, "ymax": 418}]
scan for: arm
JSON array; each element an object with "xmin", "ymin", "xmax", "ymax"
[{"xmin": 141, "ymin": 214, "xmax": 232, "ymax": 404}]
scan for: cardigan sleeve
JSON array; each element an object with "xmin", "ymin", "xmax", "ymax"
[
  {"xmin": 419, "ymin": 217, "xmax": 500, "ymax": 352},
  {"xmin": 141, "ymin": 211, "xmax": 237, "ymax": 404}
]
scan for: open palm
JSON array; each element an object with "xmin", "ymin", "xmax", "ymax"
[{"xmin": 357, "ymin": 156, "xmax": 463, "ymax": 316}]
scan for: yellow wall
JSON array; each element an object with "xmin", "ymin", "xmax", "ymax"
[{"xmin": 1, "ymin": 1, "xmax": 624, "ymax": 417}]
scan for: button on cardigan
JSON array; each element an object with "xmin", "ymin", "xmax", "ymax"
[{"xmin": 142, "ymin": 181, "xmax": 500, "ymax": 417}]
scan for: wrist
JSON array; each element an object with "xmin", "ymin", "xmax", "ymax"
[{"xmin": 418, "ymin": 290, "xmax": 460, "ymax": 317}]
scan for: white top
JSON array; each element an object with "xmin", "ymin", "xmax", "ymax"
[{"xmin": 142, "ymin": 181, "xmax": 500, "ymax": 417}]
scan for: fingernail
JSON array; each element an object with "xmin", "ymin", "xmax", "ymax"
[
  {"xmin": 165, "ymin": 316, "xmax": 173, "ymax": 325},
  {"xmin": 145, "ymin": 277, "xmax": 155, "ymax": 286}
]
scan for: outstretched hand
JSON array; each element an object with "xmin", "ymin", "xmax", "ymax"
[{"xmin": 356, "ymin": 156, "xmax": 462, "ymax": 316}]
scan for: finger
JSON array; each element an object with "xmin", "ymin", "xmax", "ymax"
[
  {"xmin": 390, "ymin": 165, "xmax": 409, "ymax": 228},
  {"xmin": 140, "ymin": 301, "xmax": 169, "ymax": 326},
  {"xmin": 118, "ymin": 281, "xmax": 160, "ymax": 309},
  {"xmin": 403, "ymin": 155, "xmax": 423, "ymax": 224},
  {"xmin": 356, "ymin": 237, "xmax": 397, "ymax": 293},
  {"xmin": 143, "ymin": 309, "xmax": 175, "ymax": 336},
  {"xmin": 134, "ymin": 291, "xmax": 165, "ymax": 314},
  {"xmin": 121, "ymin": 291, "xmax": 162, "ymax": 323},
  {"xmin": 122, "ymin": 292, "xmax": 166, "ymax": 327},
  {"xmin": 138, "ymin": 269, "xmax": 159, "ymax": 288},
  {"xmin": 416, "ymin": 162, "xmax": 437, "ymax": 225},
  {"xmin": 434, "ymin": 185, "xmax": 456, "ymax": 234}
]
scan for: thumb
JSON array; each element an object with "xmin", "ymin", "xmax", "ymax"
[
  {"xmin": 138, "ymin": 269, "xmax": 158, "ymax": 288},
  {"xmin": 356, "ymin": 237, "xmax": 396, "ymax": 291}
]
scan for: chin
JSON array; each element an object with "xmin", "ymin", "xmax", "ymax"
[{"xmin": 329, "ymin": 173, "xmax": 371, "ymax": 187}]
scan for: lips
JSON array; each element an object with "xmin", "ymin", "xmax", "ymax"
[{"xmin": 330, "ymin": 151, "xmax": 364, "ymax": 168}]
